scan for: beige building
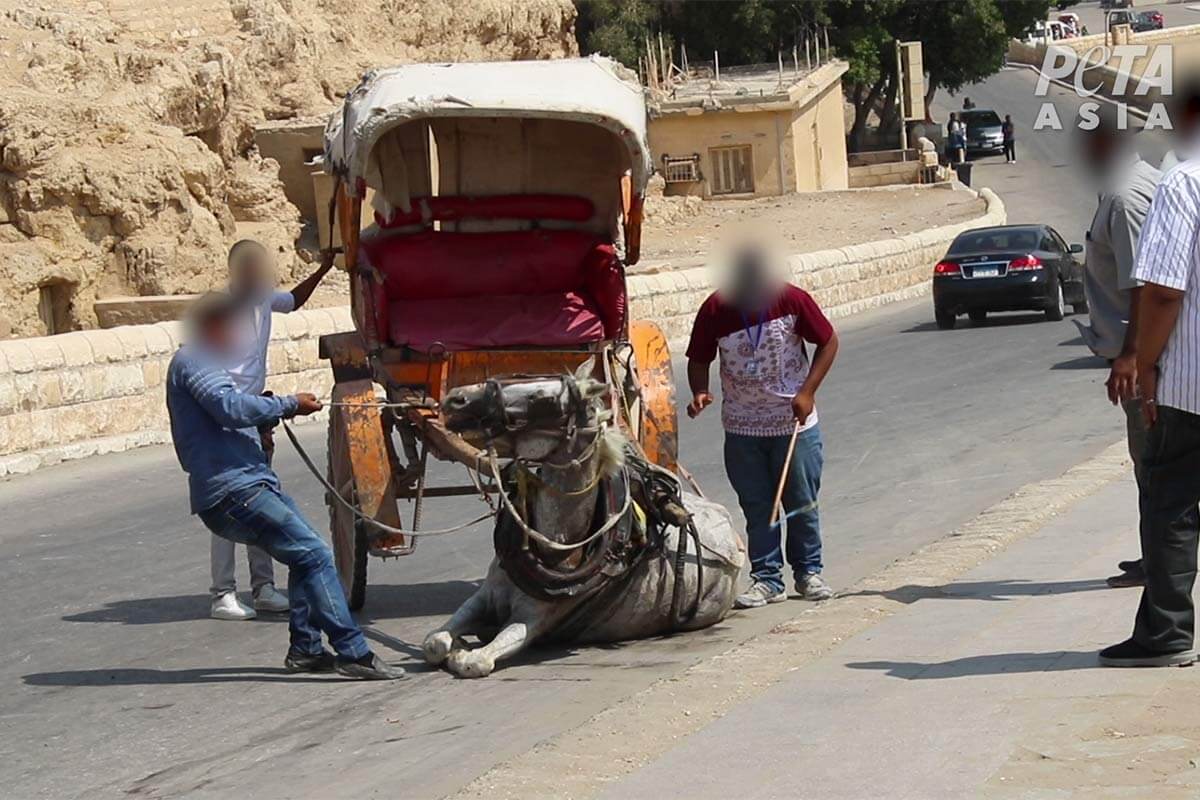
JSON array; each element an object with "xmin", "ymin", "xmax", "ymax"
[{"xmin": 648, "ymin": 60, "xmax": 849, "ymax": 198}]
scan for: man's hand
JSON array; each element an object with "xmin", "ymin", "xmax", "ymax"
[
  {"xmin": 295, "ymin": 393, "xmax": 324, "ymax": 416},
  {"xmin": 1106, "ymin": 353, "xmax": 1137, "ymax": 405},
  {"xmin": 791, "ymin": 389, "xmax": 815, "ymax": 422},
  {"xmin": 687, "ymin": 391, "xmax": 713, "ymax": 419},
  {"xmin": 1137, "ymin": 368, "xmax": 1158, "ymax": 427}
]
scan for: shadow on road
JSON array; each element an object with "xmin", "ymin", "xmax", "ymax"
[
  {"xmin": 60, "ymin": 580, "xmax": 483, "ymax": 626},
  {"xmin": 842, "ymin": 577, "xmax": 1110, "ymax": 604},
  {"xmin": 22, "ymin": 666, "xmax": 338, "ymax": 687},
  {"xmin": 845, "ymin": 649, "xmax": 1099, "ymax": 679},
  {"xmin": 1050, "ymin": 355, "xmax": 1108, "ymax": 370},
  {"xmin": 901, "ymin": 312, "xmax": 1052, "ymax": 333}
]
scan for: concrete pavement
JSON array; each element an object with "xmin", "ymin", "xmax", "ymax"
[{"xmin": 598, "ymin": 472, "xmax": 1200, "ymax": 799}]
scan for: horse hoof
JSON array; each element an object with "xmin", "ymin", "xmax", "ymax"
[
  {"xmin": 423, "ymin": 631, "xmax": 454, "ymax": 665},
  {"xmin": 446, "ymin": 649, "xmax": 495, "ymax": 678}
]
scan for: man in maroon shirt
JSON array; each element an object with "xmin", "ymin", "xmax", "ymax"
[{"xmin": 686, "ymin": 246, "xmax": 840, "ymax": 608}]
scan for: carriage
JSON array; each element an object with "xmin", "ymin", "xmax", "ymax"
[{"xmin": 317, "ymin": 57, "xmax": 681, "ymax": 609}]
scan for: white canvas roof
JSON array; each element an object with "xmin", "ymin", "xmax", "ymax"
[{"xmin": 325, "ymin": 56, "xmax": 653, "ymax": 197}]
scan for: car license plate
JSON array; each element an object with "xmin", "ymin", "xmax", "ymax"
[{"xmin": 974, "ymin": 267, "xmax": 999, "ymax": 278}]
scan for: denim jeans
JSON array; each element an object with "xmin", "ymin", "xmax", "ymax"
[
  {"xmin": 199, "ymin": 483, "xmax": 370, "ymax": 659},
  {"xmin": 724, "ymin": 426, "xmax": 824, "ymax": 593},
  {"xmin": 1134, "ymin": 406, "xmax": 1200, "ymax": 653}
]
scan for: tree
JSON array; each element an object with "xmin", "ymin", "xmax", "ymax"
[{"xmin": 573, "ymin": 0, "xmax": 1054, "ymax": 148}]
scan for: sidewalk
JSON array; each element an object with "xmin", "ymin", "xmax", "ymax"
[{"xmin": 600, "ymin": 475, "xmax": 1200, "ymax": 799}]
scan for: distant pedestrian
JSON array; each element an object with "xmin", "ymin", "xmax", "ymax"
[
  {"xmin": 206, "ymin": 240, "xmax": 336, "ymax": 621},
  {"xmin": 685, "ymin": 244, "xmax": 840, "ymax": 608},
  {"xmin": 167, "ymin": 292, "xmax": 404, "ymax": 680},
  {"xmin": 1099, "ymin": 85, "xmax": 1200, "ymax": 668},
  {"xmin": 1002, "ymin": 115, "xmax": 1017, "ymax": 163},
  {"xmin": 962, "ymin": 97, "xmax": 976, "ymax": 111},
  {"xmin": 1073, "ymin": 106, "xmax": 1162, "ymax": 589},
  {"xmin": 947, "ymin": 113, "xmax": 966, "ymax": 164}
]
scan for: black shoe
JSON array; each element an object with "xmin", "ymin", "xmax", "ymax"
[
  {"xmin": 1098, "ymin": 638, "xmax": 1195, "ymax": 668},
  {"xmin": 1117, "ymin": 558, "xmax": 1143, "ymax": 574},
  {"xmin": 335, "ymin": 652, "xmax": 407, "ymax": 681},
  {"xmin": 1106, "ymin": 569, "xmax": 1146, "ymax": 588},
  {"xmin": 284, "ymin": 649, "xmax": 336, "ymax": 673}
]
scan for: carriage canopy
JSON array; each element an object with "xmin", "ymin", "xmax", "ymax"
[{"xmin": 324, "ymin": 56, "xmax": 653, "ymax": 228}]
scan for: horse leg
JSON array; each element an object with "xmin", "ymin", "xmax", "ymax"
[
  {"xmin": 444, "ymin": 596, "xmax": 566, "ymax": 679},
  {"xmin": 423, "ymin": 584, "xmax": 493, "ymax": 666}
]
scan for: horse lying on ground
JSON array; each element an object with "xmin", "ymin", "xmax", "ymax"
[{"xmin": 422, "ymin": 362, "xmax": 743, "ymax": 678}]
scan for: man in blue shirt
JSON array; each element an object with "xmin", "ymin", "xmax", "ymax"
[{"xmin": 167, "ymin": 292, "xmax": 403, "ymax": 680}]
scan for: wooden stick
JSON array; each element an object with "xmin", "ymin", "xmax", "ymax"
[{"xmin": 769, "ymin": 420, "xmax": 802, "ymax": 529}]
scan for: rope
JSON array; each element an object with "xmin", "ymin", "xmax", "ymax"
[
  {"xmin": 487, "ymin": 448, "xmax": 631, "ymax": 553},
  {"xmin": 281, "ymin": 419, "xmax": 493, "ymax": 537}
]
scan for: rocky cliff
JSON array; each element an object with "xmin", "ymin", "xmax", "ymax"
[{"xmin": 0, "ymin": 0, "xmax": 577, "ymax": 338}]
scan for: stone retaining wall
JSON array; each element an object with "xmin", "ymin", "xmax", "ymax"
[{"xmin": 0, "ymin": 188, "xmax": 1004, "ymax": 477}]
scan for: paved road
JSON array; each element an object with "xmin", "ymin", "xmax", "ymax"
[
  {"xmin": 1069, "ymin": 0, "xmax": 1200, "ymax": 34},
  {"xmin": 0, "ymin": 69, "xmax": 1164, "ymax": 799}
]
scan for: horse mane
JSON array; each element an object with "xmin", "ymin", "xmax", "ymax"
[{"xmin": 597, "ymin": 424, "xmax": 627, "ymax": 478}]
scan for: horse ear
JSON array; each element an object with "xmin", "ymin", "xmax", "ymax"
[{"xmin": 574, "ymin": 356, "xmax": 596, "ymax": 383}]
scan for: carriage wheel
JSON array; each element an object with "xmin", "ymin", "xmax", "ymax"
[
  {"xmin": 629, "ymin": 320, "xmax": 679, "ymax": 473},
  {"xmin": 326, "ymin": 407, "xmax": 368, "ymax": 611}
]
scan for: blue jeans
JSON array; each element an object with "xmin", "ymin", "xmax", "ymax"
[
  {"xmin": 724, "ymin": 426, "xmax": 824, "ymax": 593},
  {"xmin": 199, "ymin": 483, "xmax": 369, "ymax": 660}
]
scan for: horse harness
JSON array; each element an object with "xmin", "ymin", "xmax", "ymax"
[{"xmin": 454, "ymin": 373, "xmax": 706, "ymax": 630}]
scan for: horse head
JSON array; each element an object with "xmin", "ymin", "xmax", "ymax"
[{"xmin": 442, "ymin": 358, "xmax": 620, "ymax": 467}]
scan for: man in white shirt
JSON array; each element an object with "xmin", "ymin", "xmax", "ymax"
[
  {"xmin": 1100, "ymin": 86, "xmax": 1200, "ymax": 667},
  {"xmin": 208, "ymin": 240, "xmax": 336, "ymax": 620}
]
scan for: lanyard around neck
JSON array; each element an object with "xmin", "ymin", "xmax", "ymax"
[{"xmin": 739, "ymin": 308, "xmax": 766, "ymax": 352}]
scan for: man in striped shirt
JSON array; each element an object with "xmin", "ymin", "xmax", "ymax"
[
  {"xmin": 167, "ymin": 293, "xmax": 404, "ymax": 680},
  {"xmin": 1100, "ymin": 88, "xmax": 1200, "ymax": 668}
]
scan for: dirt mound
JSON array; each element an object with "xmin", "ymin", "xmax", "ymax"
[{"xmin": 0, "ymin": 0, "xmax": 577, "ymax": 338}]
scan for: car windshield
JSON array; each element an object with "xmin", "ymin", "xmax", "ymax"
[
  {"xmin": 949, "ymin": 228, "xmax": 1040, "ymax": 254},
  {"xmin": 962, "ymin": 110, "xmax": 1002, "ymax": 128}
]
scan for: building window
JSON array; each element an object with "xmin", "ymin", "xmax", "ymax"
[
  {"xmin": 709, "ymin": 145, "xmax": 754, "ymax": 195},
  {"xmin": 661, "ymin": 154, "xmax": 701, "ymax": 184}
]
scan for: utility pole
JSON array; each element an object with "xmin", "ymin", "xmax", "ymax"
[{"xmin": 895, "ymin": 40, "xmax": 908, "ymax": 157}]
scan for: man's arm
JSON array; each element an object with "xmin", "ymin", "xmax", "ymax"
[
  {"xmin": 289, "ymin": 249, "xmax": 337, "ymax": 311},
  {"xmin": 1135, "ymin": 283, "xmax": 1185, "ymax": 424},
  {"xmin": 1107, "ymin": 286, "xmax": 1141, "ymax": 405},
  {"xmin": 181, "ymin": 359, "xmax": 312, "ymax": 429},
  {"xmin": 792, "ymin": 332, "xmax": 839, "ymax": 421},
  {"xmin": 1106, "ymin": 199, "xmax": 1142, "ymax": 405},
  {"xmin": 687, "ymin": 359, "xmax": 714, "ymax": 418}
]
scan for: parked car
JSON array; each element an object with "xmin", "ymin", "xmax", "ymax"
[
  {"xmin": 1101, "ymin": 0, "xmax": 1131, "ymax": 9},
  {"xmin": 932, "ymin": 224, "xmax": 1087, "ymax": 329},
  {"xmin": 961, "ymin": 109, "xmax": 1004, "ymax": 155},
  {"xmin": 1133, "ymin": 10, "xmax": 1164, "ymax": 32}
]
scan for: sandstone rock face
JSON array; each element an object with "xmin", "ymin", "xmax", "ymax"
[{"xmin": 0, "ymin": 0, "xmax": 578, "ymax": 338}]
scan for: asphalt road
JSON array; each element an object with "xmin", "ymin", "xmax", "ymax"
[{"xmin": 0, "ymin": 68, "xmax": 1165, "ymax": 799}]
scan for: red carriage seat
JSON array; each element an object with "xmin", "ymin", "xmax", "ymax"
[{"xmin": 358, "ymin": 195, "xmax": 625, "ymax": 351}]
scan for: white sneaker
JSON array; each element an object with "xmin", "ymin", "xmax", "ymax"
[
  {"xmin": 734, "ymin": 581, "xmax": 787, "ymax": 609},
  {"xmin": 253, "ymin": 583, "xmax": 289, "ymax": 613},
  {"xmin": 797, "ymin": 573, "xmax": 834, "ymax": 601},
  {"xmin": 211, "ymin": 592, "xmax": 257, "ymax": 620}
]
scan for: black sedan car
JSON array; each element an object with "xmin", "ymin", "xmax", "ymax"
[{"xmin": 932, "ymin": 224, "xmax": 1087, "ymax": 329}]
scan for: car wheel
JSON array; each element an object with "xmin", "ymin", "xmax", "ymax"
[
  {"xmin": 968, "ymin": 309, "xmax": 987, "ymax": 325},
  {"xmin": 935, "ymin": 308, "xmax": 956, "ymax": 330},
  {"xmin": 1045, "ymin": 277, "xmax": 1066, "ymax": 322}
]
